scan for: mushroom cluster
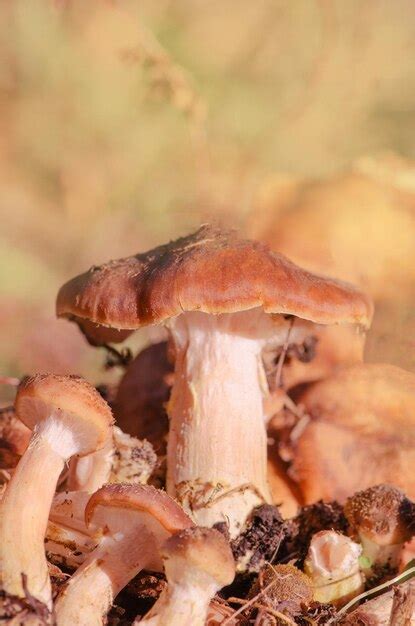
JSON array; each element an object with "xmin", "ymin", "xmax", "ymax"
[{"xmin": 1, "ymin": 224, "xmax": 415, "ymax": 624}]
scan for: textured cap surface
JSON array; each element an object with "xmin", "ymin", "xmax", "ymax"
[
  {"xmin": 15, "ymin": 374, "xmax": 113, "ymax": 454},
  {"xmin": 57, "ymin": 225, "xmax": 373, "ymax": 331},
  {"xmin": 344, "ymin": 484, "xmax": 415, "ymax": 544},
  {"xmin": 85, "ymin": 483, "xmax": 194, "ymax": 533},
  {"xmin": 162, "ymin": 526, "xmax": 235, "ymax": 586}
]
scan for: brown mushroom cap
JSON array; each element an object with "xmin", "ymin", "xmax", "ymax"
[
  {"xmin": 57, "ymin": 225, "xmax": 373, "ymax": 331},
  {"xmin": 15, "ymin": 374, "xmax": 113, "ymax": 455},
  {"xmin": 251, "ymin": 563, "xmax": 313, "ymax": 609},
  {"xmin": 344, "ymin": 484, "xmax": 415, "ymax": 545},
  {"xmin": 290, "ymin": 364, "xmax": 415, "ymax": 503},
  {"xmin": 162, "ymin": 526, "xmax": 235, "ymax": 587},
  {"xmin": 249, "ymin": 169, "xmax": 415, "ymax": 299},
  {"xmin": 85, "ymin": 483, "xmax": 194, "ymax": 533},
  {"xmin": 75, "ymin": 317, "xmax": 133, "ymax": 347}
]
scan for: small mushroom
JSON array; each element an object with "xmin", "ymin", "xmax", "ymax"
[
  {"xmin": 136, "ymin": 527, "xmax": 235, "ymax": 626},
  {"xmin": 344, "ymin": 484, "xmax": 415, "ymax": 578},
  {"xmin": 0, "ymin": 374, "xmax": 113, "ymax": 608},
  {"xmin": 248, "ymin": 563, "xmax": 313, "ymax": 623},
  {"xmin": 57, "ymin": 226, "xmax": 372, "ymax": 536},
  {"xmin": 289, "ymin": 364, "xmax": 415, "ymax": 504},
  {"xmin": 54, "ymin": 483, "xmax": 193, "ymax": 626},
  {"xmin": 304, "ymin": 530, "xmax": 364, "ymax": 606}
]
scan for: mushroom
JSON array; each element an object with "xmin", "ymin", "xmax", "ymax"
[
  {"xmin": 289, "ymin": 364, "xmax": 415, "ymax": 504},
  {"xmin": 249, "ymin": 165, "xmax": 415, "ymax": 300},
  {"xmin": 136, "ymin": 526, "xmax": 235, "ymax": 626},
  {"xmin": 344, "ymin": 484, "xmax": 415, "ymax": 578},
  {"xmin": 248, "ymin": 563, "xmax": 313, "ymax": 623},
  {"xmin": 304, "ymin": 530, "xmax": 364, "ymax": 606},
  {"xmin": 54, "ymin": 483, "xmax": 194, "ymax": 626},
  {"xmin": 113, "ymin": 341, "xmax": 172, "ymax": 449},
  {"xmin": 0, "ymin": 374, "xmax": 113, "ymax": 608},
  {"xmin": 57, "ymin": 225, "xmax": 372, "ymax": 535},
  {"xmin": 248, "ymin": 163, "xmax": 415, "ymax": 371}
]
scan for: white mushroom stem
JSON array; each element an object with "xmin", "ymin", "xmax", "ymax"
[
  {"xmin": 0, "ymin": 414, "xmax": 81, "ymax": 607},
  {"xmin": 137, "ymin": 576, "xmax": 219, "ymax": 626},
  {"xmin": 167, "ymin": 310, "xmax": 290, "ymax": 536},
  {"xmin": 67, "ymin": 435, "xmax": 114, "ymax": 492},
  {"xmin": 359, "ymin": 533, "xmax": 404, "ymax": 574},
  {"xmin": 55, "ymin": 516, "xmax": 163, "ymax": 626},
  {"xmin": 137, "ymin": 526, "xmax": 235, "ymax": 625}
]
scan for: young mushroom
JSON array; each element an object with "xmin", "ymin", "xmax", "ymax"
[
  {"xmin": 136, "ymin": 526, "xmax": 235, "ymax": 626},
  {"xmin": 57, "ymin": 225, "xmax": 372, "ymax": 536},
  {"xmin": 0, "ymin": 374, "xmax": 112, "ymax": 609},
  {"xmin": 344, "ymin": 484, "xmax": 415, "ymax": 579},
  {"xmin": 304, "ymin": 530, "xmax": 364, "ymax": 606},
  {"xmin": 54, "ymin": 483, "xmax": 194, "ymax": 626},
  {"xmin": 248, "ymin": 563, "xmax": 313, "ymax": 623}
]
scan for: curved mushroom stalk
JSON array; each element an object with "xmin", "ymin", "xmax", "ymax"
[
  {"xmin": 67, "ymin": 434, "xmax": 114, "ymax": 492},
  {"xmin": 0, "ymin": 375, "xmax": 113, "ymax": 608},
  {"xmin": 304, "ymin": 531, "xmax": 364, "ymax": 606},
  {"xmin": 137, "ymin": 527, "xmax": 235, "ymax": 626},
  {"xmin": 55, "ymin": 484, "xmax": 193, "ymax": 626}
]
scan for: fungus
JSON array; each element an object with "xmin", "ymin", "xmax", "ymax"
[
  {"xmin": 304, "ymin": 531, "xmax": 364, "ymax": 606},
  {"xmin": 249, "ymin": 563, "xmax": 313, "ymax": 622},
  {"xmin": 289, "ymin": 364, "xmax": 415, "ymax": 504},
  {"xmin": 57, "ymin": 225, "xmax": 372, "ymax": 535},
  {"xmin": 54, "ymin": 483, "xmax": 193, "ymax": 625},
  {"xmin": 0, "ymin": 374, "xmax": 112, "ymax": 608},
  {"xmin": 137, "ymin": 527, "xmax": 235, "ymax": 626},
  {"xmin": 344, "ymin": 484, "xmax": 415, "ymax": 578}
]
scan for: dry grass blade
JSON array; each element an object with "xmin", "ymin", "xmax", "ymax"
[{"xmin": 331, "ymin": 565, "xmax": 415, "ymax": 623}]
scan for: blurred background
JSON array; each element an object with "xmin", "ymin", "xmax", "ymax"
[{"xmin": 1, "ymin": 0, "xmax": 415, "ymax": 398}]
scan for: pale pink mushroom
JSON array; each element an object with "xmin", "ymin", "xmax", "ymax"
[
  {"xmin": 54, "ymin": 483, "xmax": 193, "ymax": 626},
  {"xmin": 0, "ymin": 374, "xmax": 112, "ymax": 608}
]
